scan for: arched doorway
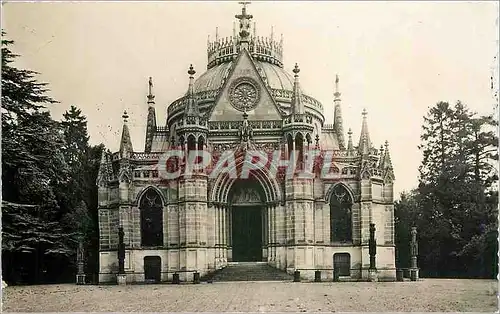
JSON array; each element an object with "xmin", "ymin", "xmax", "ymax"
[{"xmin": 229, "ymin": 180, "xmax": 265, "ymax": 262}]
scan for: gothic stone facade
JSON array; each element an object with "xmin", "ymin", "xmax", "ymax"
[{"xmin": 97, "ymin": 6, "xmax": 396, "ymax": 283}]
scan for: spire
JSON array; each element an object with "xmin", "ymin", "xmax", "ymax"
[
  {"xmin": 378, "ymin": 144, "xmax": 384, "ymax": 167},
  {"xmin": 381, "ymin": 140, "xmax": 393, "ymax": 170},
  {"xmin": 147, "ymin": 76, "xmax": 155, "ymax": 106},
  {"xmin": 347, "ymin": 128, "xmax": 354, "ymax": 152},
  {"xmin": 145, "ymin": 77, "xmax": 157, "ymax": 153},
  {"xmin": 119, "ymin": 110, "xmax": 133, "ymax": 157},
  {"xmin": 291, "ymin": 63, "xmax": 304, "ymax": 115},
  {"xmin": 333, "ymin": 74, "xmax": 345, "ymax": 149},
  {"xmin": 358, "ymin": 109, "xmax": 371, "ymax": 154},
  {"xmin": 235, "ymin": 1, "xmax": 253, "ymax": 44},
  {"xmin": 97, "ymin": 149, "xmax": 108, "ymax": 185},
  {"xmin": 185, "ymin": 64, "xmax": 201, "ymax": 117}
]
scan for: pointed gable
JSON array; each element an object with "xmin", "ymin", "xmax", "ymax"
[{"xmin": 209, "ymin": 49, "xmax": 283, "ymax": 121}]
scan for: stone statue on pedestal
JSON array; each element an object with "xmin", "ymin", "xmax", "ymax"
[{"xmin": 76, "ymin": 239, "xmax": 86, "ymax": 285}]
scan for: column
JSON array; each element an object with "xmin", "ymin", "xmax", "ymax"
[
  {"xmin": 368, "ymin": 223, "xmax": 377, "ymax": 282},
  {"xmin": 410, "ymin": 227, "xmax": 419, "ymax": 281},
  {"xmin": 214, "ymin": 205, "xmax": 220, "ymax": 267},
  {"xmin": 322, "ymin": 201, "xmax": 330, "ymax": 243}
]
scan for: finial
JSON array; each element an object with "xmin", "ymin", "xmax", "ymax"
[
  {"xmin": 188, "ymin": 64, "xmax": 196, "ymax": 77},
  {"xmin": 122, "ymin": 110, "xmax": 129, "ymax": 123},
  {"xmin": 293, "ymin": 63, "xmax": 300, "ymax": 76},
  {"xmin": 242, "ymin": 110, "xmax": 248, "ymax": 120},
  {"xmin": 216, "ymin": 27, "xmax": 219, "ymax": 41},
  {"xmin": 315, "ymin": 134, "xmax": 320, "ymax": 147},
  {"xmin": 380, "ymin": 144, "xmax": 384, "ymax": 154},
  {"xmin": 385, "ymin": 140, "xmax": 389, "ymax": 149},
  {"xmin": 362, "ymin": 108, "xmax": 368, "ymax": 117},
  {"xmin": 348, "ymin": 128, "xmax": 352, "ymax": 136}
]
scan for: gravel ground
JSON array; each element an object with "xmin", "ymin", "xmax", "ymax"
[{"xmin": 2, "ymin": 279, "xmax": 498, "ymax": 312}]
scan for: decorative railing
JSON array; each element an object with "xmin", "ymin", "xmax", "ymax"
[
  {"xmin": 131, "ymin": 152, "xmax": 162, "ymax": 161},
  {"xmin": 271, "ymin": 89, "xmax": 323, "ymax": 111},
  {"xmin": 207, "ymin": 36, "xmax": 283, "ymax": 69},
  {"xmin": 283, "ymin": 114, "xmax": 313, "ymax": 125}
]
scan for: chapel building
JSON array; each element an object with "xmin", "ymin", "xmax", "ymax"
[{"xmin": 96, "ymin": 4, "xmax": 396, "ymax": 283}]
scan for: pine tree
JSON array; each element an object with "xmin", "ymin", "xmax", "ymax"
[{"xmin": 1, "ymin": 32, "xmax": 74, "ymax": 283}]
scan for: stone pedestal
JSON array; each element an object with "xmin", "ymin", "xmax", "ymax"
[
  {"xmin": 117, "ymin": 274, "xmax": 127, "ymax": 285},
  {"xmin": 410, "ymin": 268, "xmax": 419, "ymax": 281},
  {"xmin": 76, "ymin": 274, "xmax": 86, "ymax": 285},
  {"xmin": 368, "ymin": 269, "xmax": 378, "ymax": 282}
]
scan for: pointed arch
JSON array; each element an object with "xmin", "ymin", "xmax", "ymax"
[
  {"xmin": 139, "ymin": 187, "xmax": 164, "ymax": 247},
  {"xmin": 210, "ymin": 151, "xmax": 281, "ymax": 205},
  {"xmin": 197, "ymin": 135, "xmax": 206, "ymax": 151},
  {"xmin": 135, "ymin": 185, "xmax": 167, "ymax": 206},
  {"xmin": 326, "ymin": 183, "xmax": 354, "ymax": 243},
  {"xmin": 187, "ymin": 134, "xmax": 196, "ymax": 152}
]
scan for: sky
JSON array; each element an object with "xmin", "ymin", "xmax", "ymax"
[{"xmin": 3, "ymin": 1, "xmax": 499, "ymax": 198}]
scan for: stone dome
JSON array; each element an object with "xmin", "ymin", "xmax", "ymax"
[{"xmin": 193, "ymin": 61, "xmax": 295, "ymax": 93}]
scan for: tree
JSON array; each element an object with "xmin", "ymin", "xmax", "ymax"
[
  {"xmin": 406, "ymin": 100, "xmax": 498, "ymax": 278},
  {"xmin": 1, "ymin": 32, "xmax": 74, "ymax": 283}
]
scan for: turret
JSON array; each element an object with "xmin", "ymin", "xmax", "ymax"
[{"xmin": 177, "ymin": 64, "xmax": 208, "ymax": 153}]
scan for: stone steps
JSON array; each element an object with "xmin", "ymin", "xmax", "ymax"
[{"xmin": 205, "ymin": 262, "xmax": 293, "ymax": 282}]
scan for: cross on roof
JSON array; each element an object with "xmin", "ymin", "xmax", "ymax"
[
  {"xmin": 235, "ymin": 1, "xmax": 253, "ymax": 40},
  {"xmin": 236, "ymin": 1, "xmax": 252, "ymax": 19}
]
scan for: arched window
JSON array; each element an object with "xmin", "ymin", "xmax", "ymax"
[
  {"xmin": 197, "ymin": 136, "xmax": 205, "ymax": 151},
  {"xmin": 187, "ymin": 134, "xmax": 196, "ymax": 152},
  {"xmin": 287, "ymin": 134, "xmax": 294, "ymax": 159},
  {"xmin": 330, "ymin": 184, "xmax": 353, "ymax": 243},
  {"xmin": 140, "ymin": 188, "xmax": 164, "ymax": 247},
  {"xmin": 295, "ymin": 133, "xmax": 304, "ymax": 169}
]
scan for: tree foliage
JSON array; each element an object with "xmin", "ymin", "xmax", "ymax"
[
  {"xmin": 2, "ymin": 33, "xmax": 104, "ymax": 284},
  {"xmin": 396, "ymin": 101, "xmax": 498, "ymax": 278}
]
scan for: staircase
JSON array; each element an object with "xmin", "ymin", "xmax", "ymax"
[{"xmin": 205, "ymin": 262, "xmax": 293, "ymax": 282}]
